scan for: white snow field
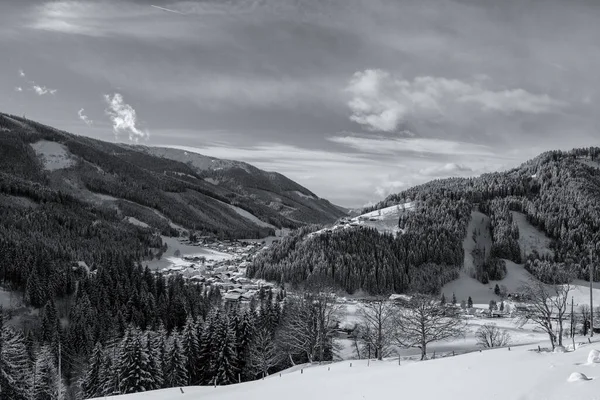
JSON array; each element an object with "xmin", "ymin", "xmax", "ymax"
[
  {"xmin": 309, "ymin": 202, "xmax": 415, "ymax": 238},
  {"xmin": 30, "ymin": 140, "xmax": 76, "ymax": 171},
  {"xmin": 95, "ymin": 342, "xmax": 600, "ymax": 400},
  {"xmin": 511, "ymin": 211, "xmax": 554, "ymax": 258},
  {"xmin": 144, "ymin": 236, "xmax": 233, "ymax": 271}
]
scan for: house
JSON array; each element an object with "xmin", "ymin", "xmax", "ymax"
[{"xmin": 224, "ymin": 292, "xmax": 242, "ymax": 302}]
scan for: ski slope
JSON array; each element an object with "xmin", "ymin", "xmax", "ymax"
[{"xmin": 96, "ymin": 341, "xmax": 600, "ymax": 400}]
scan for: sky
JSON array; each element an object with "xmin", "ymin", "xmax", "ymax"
[{"xmin": 1, "ymin": 0, "xmax": 599, "ymax": 207}]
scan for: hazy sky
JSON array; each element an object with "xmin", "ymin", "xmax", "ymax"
[{"xmin": 1, "ymin": 0, "xmax": 599, "ymax": 207}]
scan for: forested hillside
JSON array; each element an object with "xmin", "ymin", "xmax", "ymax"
[
  {"xmin": 249, "ymin": 148, "xmax": 600, "ymax": 294},
  {"xmin": 0, "ymin": 112, "xmax": 343, "ymax": 304}
]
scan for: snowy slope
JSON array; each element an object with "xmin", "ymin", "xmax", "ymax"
[
  {"xmin": 95, "ymin": 342, "xmax": 600, "ymax": 400},
  {"xmin": 30, "ymin": 140, "xmax": 75, "ymax": 171},
  {"xmin": 308, "ymin": 202, "xmax": 415, "ymax": 238}
]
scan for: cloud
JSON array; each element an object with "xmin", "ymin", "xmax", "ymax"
[
  {"xmin": 419, "ymin": 163, "xmax": 474, "ymax": 176},
  {"xmin": 328, "ymin": 135, "xmax": 495, "ymax": 157},
  {"xmin": 103, "ymin": 93, "xmax": 148, "ymax": 142},
  {"xmin": 33, "ymin": 85, "xmax": 57, "ymax": 96},
  {"xmin": 78, "ymin": 108, "xmax": 92, "ymax": 126},
  {"xmin": 18, "ymin": 69, "xmax": 25, "ymax": 77},
  {"xmin": 150, "ymin": 5, "xmax": 186, "ymax": 15},
  {"xmin": 15, "ymin": 87, "xmax": 22, "ymax": 92},
  {"xmin": 345, "ymin": 69, "xmax": 566, "ymax": 132}
]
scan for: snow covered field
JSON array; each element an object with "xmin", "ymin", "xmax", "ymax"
[
  {"xmin": 96, "ymin": 340, "xmax": 600, "ymax": 400},
  {"xmin": 30, "ymin": 140, "xmax": 75, "ymax": 171},
  {"xmin": 143, "ymin": 236, "xmax": 233, "ymax": 271}
]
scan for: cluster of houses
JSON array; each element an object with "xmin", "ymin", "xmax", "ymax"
[{"xmin": 159, "ymin": 238, "xmax": 277, "ymax": 304}]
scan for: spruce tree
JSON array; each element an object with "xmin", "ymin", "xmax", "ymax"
[
  {"xmin": 467, "ymin": 296, "xmax": 473, "ymax": 309},
  {"xmin": 118, "ymin": 327, "xmax": 155, "ymax": 394},
  {"xmin": 181, "ymin": 317, "xmax": 200, "ymax": 384},
  {"xmin": 1, "ymin": 315, "xmax": 32, "ymax": 400},
  {"xmin": 33, "ymin": 345, "xmax": 63, "ymax": 400},
  {"xmin": 198, "ymin": 311, "xmax": 217, "ymax": 384},
  {"xmin": 80, "ymin": 342, "xmax": 105, "ymax": 399},
  {"xmin": 440, "ymin": 293, "xmax": 446, "ymax": 306},
  {"xmin": 165, "ymin": 334, "xmax": 188, "ymax": 387},
  {"xmin": 213, "ymin": 315, "xmax": 238, "ymax": 385}
]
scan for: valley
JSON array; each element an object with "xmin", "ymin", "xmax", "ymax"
[{"xmin": 2, "ymin": 113, "xmax": 600, "ymax": 400}]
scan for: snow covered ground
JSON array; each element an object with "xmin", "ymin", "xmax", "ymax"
[
  {"xmin": 144, "ymin": 236, "xmax": 233, "ymax": 271},
  {"xmin": 226, "ymin": 204, "xmax": 276, "ymax": 229},
  {"xmin": 308, "ymin": 202, "xmax": 415, "ymax": 238},
  {"xmin": 30, "ymin": 140, "xmax": 75, "ymax": 171},
  {"xmin": 96, "ymin": 340, "xmax": 600, "ymax": 400},
  {"xmin": 511, "ymin": 211, "xmax": 554, "ymax": 258}
]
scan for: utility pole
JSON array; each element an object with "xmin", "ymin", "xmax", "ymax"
[
  {"xmin": 571, "ymin": 296, "xmax": 575, "ymax": 350},
  {"xmin": 591, "ymin": 248, "xmax": 594, "ymax": 338}
]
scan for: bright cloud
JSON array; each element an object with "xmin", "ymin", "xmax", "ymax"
[
  {"xmin": 18, "ymin": 69, "xmax": 25, "ymax": 77},
  {"xmin": 78, "ymin": 108, "xmax": 93, "ymax": 126},
  {"xmin": 15, "ymin": 87, "xmax": 23, "ymax": 92},
  {"xmin": 346, "ymin": 69, "xmax": 566, "ymax": 132},
  {"xmin": 103, "ymin": 93, "xmax": 148, "ymax": 142},
  {"xmin": 33, "ymin": 85, "xmax": 57, "ymax": 96}
]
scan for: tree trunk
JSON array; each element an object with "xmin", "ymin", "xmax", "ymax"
[{"xmin": 420, "ymin": 343, "xmax": 427, "ymax": 360}]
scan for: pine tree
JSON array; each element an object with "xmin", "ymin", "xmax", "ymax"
[
  {"xmin": 181, "ymin": 317, "xmax": 200, "ymax": 384},
  {"xmin": 452, "ymin": 292, "xmax": 457, "ymax": 305},
  {"xmin": 237, "ymin": 310, "xmax": 256, "ymax": 380},
  {"xmin": 440, "ymin": 293, "xmax": 446, "ymax": 306},
  {"xmin": 80, "ymin": 342, "xmax": 105, "ymax": 399},
  {"xmin": 467, "ymin": 296, "xmax": 473, "ymax": 309},
  {"xmin": 1, "ymin": 313, "xmax": 32, "ymax": 400},
  {"xmin": 165, "ymin": 334, "xmax": 188, "ymax": 387},
  {"xmin": 213, "ymin": 315, "xmax": 238, "ymax": 385},
  {"xmin": 198, "ymin": 311, "xmax": 217, "ymax": 384},
  {"xmin": 33, "ymin": 345, "xmax": 63, "ymax": 400},
  {"xmin": 145, "ymin": 334, "xmax": 162, "ymax": 390},
  {"xmin": 118, "ymin": 327, "xmax": 155, "ymax": 394},
  {"xmin": 494, "ymin": 284, "xmax": 501, "ymax": 296}
]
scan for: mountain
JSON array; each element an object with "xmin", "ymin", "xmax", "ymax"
[
  {"xmin": 0, "ymin": 112, "xmax": 343, "ymax": 305},
  {"xmin": 134, "ymin": 145, "xmax": 345, "ymax": 227},
  {"xmin": 249, "ymin": 147, "xmax": 600, "ymax": 295}
]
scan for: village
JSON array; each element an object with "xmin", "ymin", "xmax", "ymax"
[{"xmin": 156, "ymin": 236, "xmax": 280, "ymax": 304}]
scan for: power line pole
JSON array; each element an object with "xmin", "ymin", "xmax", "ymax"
[
  {"xmin": 571, "ymin": 296, "xmax": 575, "ymax": 350},
  {"xmin": 591, "ymin": 248, "xmax": 594, "ymax": 338}
]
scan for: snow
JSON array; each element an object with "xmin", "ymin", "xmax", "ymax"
[
  {"xmin": 292, "ymin": 190, "xmax": 317, "ymax": 200},
  {"xmin": 462, "ymin": 210, "xmax": 492, "ymax": 277},
  {"xmin": 511, "ymin": 211, "xmax": 554, "ymax": 258},
  {"xmin": 308, "ymin": 202, "xmax": 415, "ymax": 238},
  {"xmin": 144, "ymin": 236, "xmax": 233, "ymax": 271},
  {"xmin": 30, "ymin": 140, "xmax": 75, "ymax": 171},
  {"xmin": 126, "ymin": 217, "xmax": 150, "ymax": 228},
  {"xmin": 226, "ymin": 204, "xmax": 276, "ymax": 229},
  {"xmin": 96, "ymin": 341, "xmax": 600, "ymax": 400},
  {"xmin": 586, "ymin": 349, "xmax": 600, "ymax": 364}
]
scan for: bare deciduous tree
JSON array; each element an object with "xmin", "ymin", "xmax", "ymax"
[
  {"xmin": 357, "ymin": 299, "xmax": 397, "ymax": 360},
  {"xmin": 475, "ymin": 323, "xmax": 511, "ymax": 348},
  {"xmin": 393, "ymin": 295, "xmax": 466, "ymax": 360},
  {"xmin": 517, "ymin": 272, "xmax": 574, "ymax": 350},
  {"xmin": 248, "ymin": 328, "xmax": 280, "ymax": 378},
  {"xmin": 275, "ymin": 286, "xmax": 343, "ymax": 364}
]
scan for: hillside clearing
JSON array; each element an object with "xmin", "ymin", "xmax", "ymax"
[
  {"xmin": 511, "ymin": 211, "xmax": 554, "ymax": 258},
  {"xmin": 30, "ymin": 140, "xmax": 75, "ymax": 171}
]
